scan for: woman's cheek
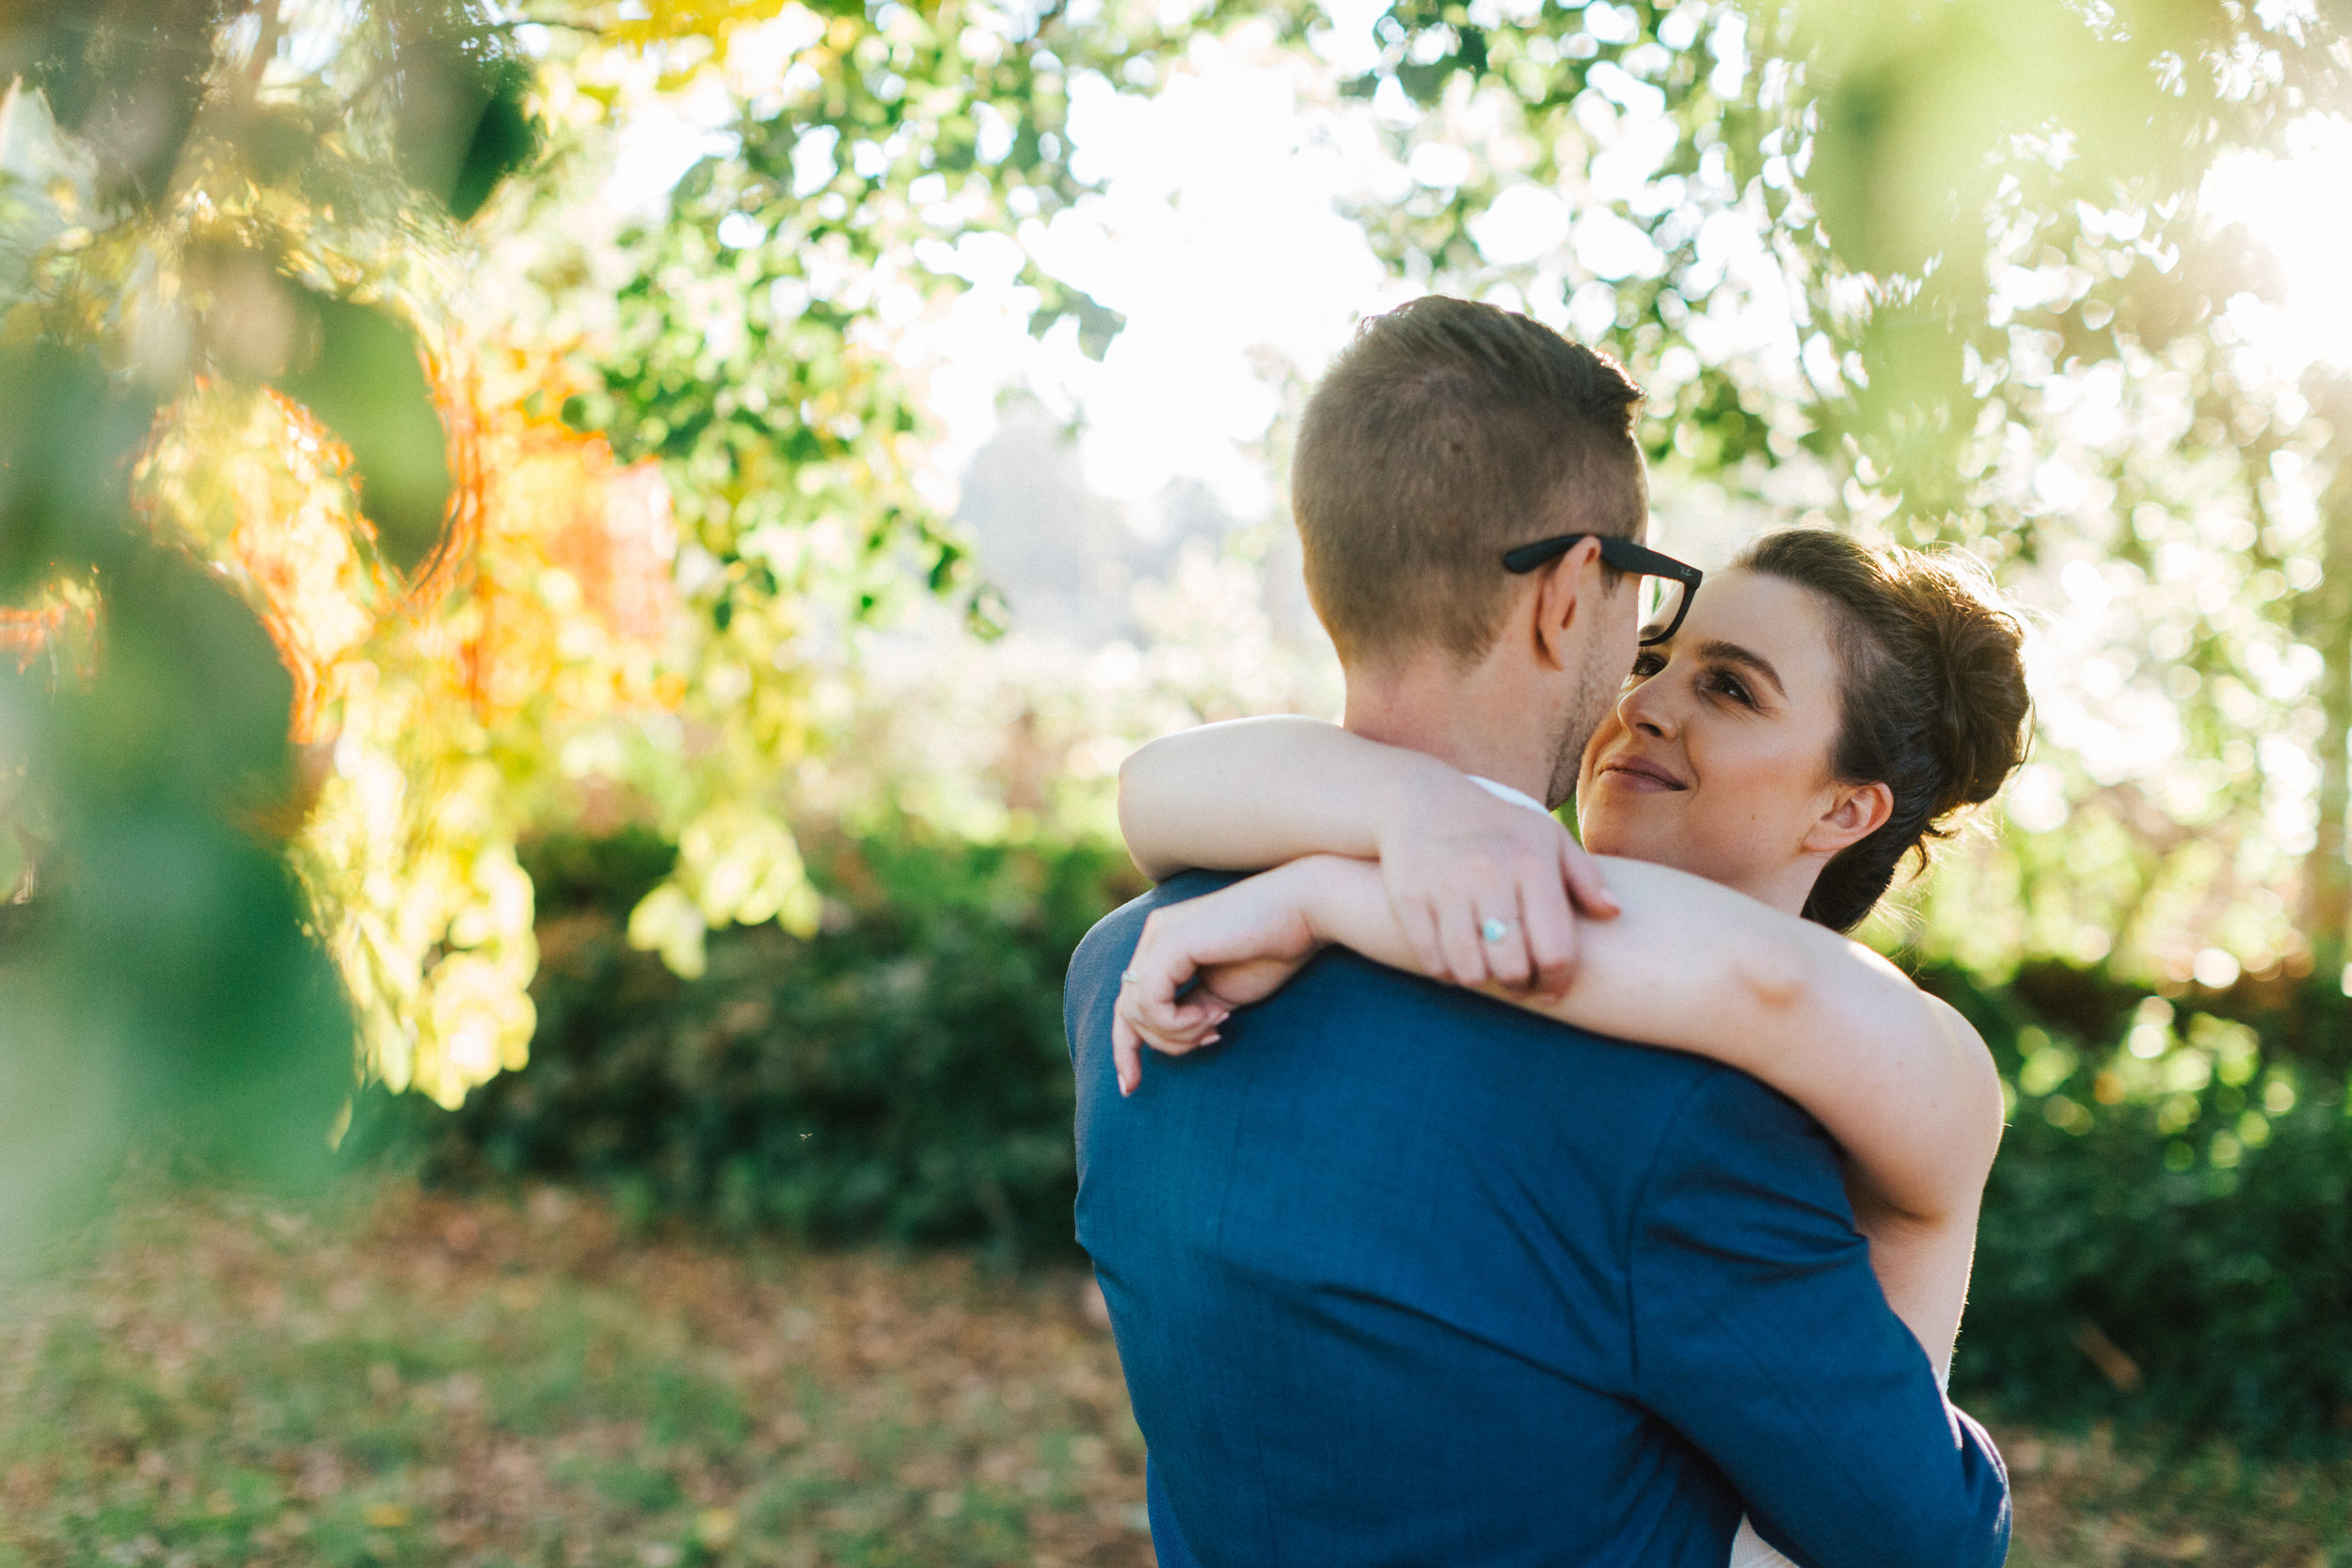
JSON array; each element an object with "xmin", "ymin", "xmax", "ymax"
[
  {"xmin": 1575, "ymin": 798, "xmax": 1626, "ymax": 858},
  {"xmin": 1581, "ymin": 798, "xmax": 1670, "ymax": 863}
]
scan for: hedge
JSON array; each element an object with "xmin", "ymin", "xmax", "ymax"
[
  {"xmin": 356, "ymin": 829, "xmax": 2352, "ymax": 1451},
  {"xmin": 350, "ymin": 827, "xmax": 1145, "ymax": 1261}
]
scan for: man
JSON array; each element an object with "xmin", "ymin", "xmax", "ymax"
[{"xmin": 1065, "ymin": 296, "xmax": 2010, "ymax": 1567}]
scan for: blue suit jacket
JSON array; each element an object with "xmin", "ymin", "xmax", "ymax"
[{"xmin": 1068, "ymin": 872, "xmax": 2010, "ymax": 1568}]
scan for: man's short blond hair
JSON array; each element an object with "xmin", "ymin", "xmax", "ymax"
[{"xmin": 1292, "ymin": 296, "xmax": 1646, "ymax": 668}]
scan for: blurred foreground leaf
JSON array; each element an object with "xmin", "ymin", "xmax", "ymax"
[
  {"xmin": 389, "ymin": 2, "xmax": 539, "ymax": 222},
  {"xmin": 0, "ymin": 0, "xmax": 222, "ymax": 206},
  {"xmin": 272, "ymin": 293, "xmax": 453, "ymax": 575},
  {"xmin": 0, "ymin": 341, "xmax": 155, "ymax": 592},
  {"xmin": 0, "ymin": 549, "xmax": 349, "ymax": 1277}
]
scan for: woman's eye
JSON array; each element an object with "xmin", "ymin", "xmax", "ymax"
[
  {"xmin": 1707, "ymin": 671, "xmax": 1755, "ymax": 706},
  {"xmin": 1627, "ymin": 653, "xmax": 1663, "ymax": 682}
]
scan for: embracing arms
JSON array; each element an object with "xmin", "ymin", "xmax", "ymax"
[
  {"xmin": 1117, "ymin": 717, "xmax": 2005, "ymax": 1378},
  {"xmin": 1112, "ymin": 851, "xmax": 2003, "ymax": 1377},
  {"xmin": 1121, "ymin": 716, "xmax": 1619, "ymax": 993},
  {"xmin": 1120, "ymin": 715, "xmax": 1392, "ymax": 880}
]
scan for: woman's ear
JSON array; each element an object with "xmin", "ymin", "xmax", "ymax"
[{"xmin": 1804, "ymin": 780, "xmax": 1894, "ymax": 855}]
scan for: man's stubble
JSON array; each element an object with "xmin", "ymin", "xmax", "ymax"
[{"xmin": 1543, "ymin": 628, "xmax": 1625, "ymax": 812}]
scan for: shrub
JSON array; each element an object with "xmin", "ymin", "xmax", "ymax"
[
  {"xmin": 1931, "ymin": 961, "xmax": 2352, "ymax": 1453},
  {"xmin": 361, "ymin": 833, "xmax": 2352, "ymax": 1449},
  {"xmin": 350, "ymin": 828, "xmax": 1144, "ymax": 1261}
]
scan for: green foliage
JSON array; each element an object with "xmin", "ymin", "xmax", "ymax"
[
  {"xmin": 387, "ymin": 1, "xmax": 540, "ymax": 221},
  {"xmin": 360, "ymin": 828, "xmax": 1145, "ymax": 1259},
  {"xmin": 1756, "ymin": 0, "xmax": 2346, "ymax": 515},
  {"xmin": 365, "ymin": 828, "xmax": 2352, "ymax": 1449},
  {"xmin": 0, "ymin": 0, "xmax": 558, "ymax": 1263},
  {"xmin": 547, "ymin": 0, "xmax": 1259, "ymax": 975},
  {"xmin": 1309, "ymin": 0, "xmax": 2352, "ymax": 980},
  {"xmin": 2, "ymin": 0, "xmax": 230, "ymax": 207},
  {"xmin": 1324, "ymin": 0, "xmax": 1782, "ymax": 467},
  {"xmin": 270, "ymin": 291, "xmax": 453, "ymax": 573},
  {"xmin": 0, "ymin": 341, "xmax": 155, "ymax": 593},
  {"xmin": 0, "ymin": 344, "xmax": 345, "ymax": 1271},
  {"xmin": 1931, "ymin": 961, "xmax": 2352, "ymax": 1452}
]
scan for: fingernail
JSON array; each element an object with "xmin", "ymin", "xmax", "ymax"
[{"xmin": 1203, "ymin": 1032, "xmax": 1221, "ymax": 1045}]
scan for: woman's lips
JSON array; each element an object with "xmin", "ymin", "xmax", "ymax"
[{"xmin": 1597, "ymin": 759, "xmax": 1688, "ymax": 793}]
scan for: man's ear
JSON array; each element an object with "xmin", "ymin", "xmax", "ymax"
[
  {"xmin": 1804, "ymin": 780, "xmax": 1894, "ymax": 855},
  {"xmin": 1530, "ymin": 536, "xmax": 1607, "ymax": 672}
]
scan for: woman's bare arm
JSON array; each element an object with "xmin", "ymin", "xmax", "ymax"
[
  {"xmin": 1117, "ymin": 717, "xmax": 1414, "ymax": 880},
  {"xmin": 1114, "ymin": 853, "xmax": 2005, "ymax": 1373},
  {"xmin": 1848, "ymin": 1173, "xmax": 1981, "ymax": 1386},
  {"xmin": 1119, "ymin": 718, "xmax": 1617, "ymax": 992}
]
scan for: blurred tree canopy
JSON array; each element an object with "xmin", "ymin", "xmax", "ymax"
[
  {"xmin": 5, "ymin": 0, "xmax": 2352, "ymax": 1269},
  {"xmin": 0, "ymin": 0, "xmax": 549, "ymax": 1263},
  {"xmin": 0, "ymin": 0, "xmax": 1232, "ymax": 1250},
  {"xmin": 1299, "ymin": 0, "xmax": 2352, "ymax": 996}
]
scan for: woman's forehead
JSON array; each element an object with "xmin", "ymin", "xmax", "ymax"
[{"xmin": 1673, "ymin": 568, "xmax": 1841, "ymax": 692}]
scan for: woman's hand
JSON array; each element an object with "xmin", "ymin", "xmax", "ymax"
[
  {"xmin": 1111, "ymin": 863, "xmax": 1332, "ymax": 1096},
  {"xmin": 1375, "ymin": 770, "xmax": 1617, "ymax": 998},
  {"xmin": 1114, "ymin": 717, "xmax": 1615, "ymax": 993}
]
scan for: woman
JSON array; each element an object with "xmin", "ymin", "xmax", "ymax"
[{"xmin": 1109, "ymin": 529, "xmax": 2031, "ymax": 1567}]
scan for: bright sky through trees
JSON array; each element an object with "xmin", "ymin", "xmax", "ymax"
[
  {"xmin": 580, "ymin": 24, "xmax": 2352, "ymax": 990},
  {"xmin": 582, "ymin": 9, "xmax": 1740, "ymax": 514},
  {"xmin": 582, "ymin": 11, "xmax": 1764, "ymax": 531},
  {"xmin": 2203, "ymin": 114, "xmax": 2352, "ymax": 378}
]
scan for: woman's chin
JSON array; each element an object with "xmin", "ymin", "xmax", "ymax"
[{"xmin": 1578, "ymin": 814, "xmax": 1668, "ymax": 865}]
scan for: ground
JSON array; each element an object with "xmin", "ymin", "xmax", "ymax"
[{"xmin": 0, "ymin": 1182, "xmax": 2342, "ymax": 1567}]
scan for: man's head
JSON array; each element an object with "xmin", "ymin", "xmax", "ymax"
[{"xmin": 1294, "ymin": 295, "xmax": 1648, "ymax": 802}]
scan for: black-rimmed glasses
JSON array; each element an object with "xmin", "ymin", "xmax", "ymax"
[{"xmin": 1501, "ymin": 533, "xmax": 1703, "ymax": 646}]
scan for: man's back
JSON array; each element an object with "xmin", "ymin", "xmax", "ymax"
[{"xmin": 1069, "ymin": 874, "xmax": 2009, "ymax": 1568}]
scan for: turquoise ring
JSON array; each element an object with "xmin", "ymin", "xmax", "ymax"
[{"xmin": 1480, "ymin": 917, "xmax": 1514, "ymax": 944}]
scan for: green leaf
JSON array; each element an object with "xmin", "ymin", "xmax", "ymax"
[
  {"xmin": 446, "ymin": 69, "xmax": 539, "ymax": 221},
  {"xmin": 7, "ymin": 0, "xmax": 214, "ymax": 205},
  {"xmin": 0, "ymin": 341, "xmax": 156, "ymax": 593},
  {"xmin": 1025, "ymin": 281, "xmax": 1126, "ymax": 361},
  {"xmin": 390, "ymin": 16, "xmax": 543, "ymax": 221},
  {"xmin": 273, "ymin": 292, "xmax": 453, "ymax": 575},
  {"xmin": 56, "ymin": 544, "xmax": 294, "ymax": 817}
]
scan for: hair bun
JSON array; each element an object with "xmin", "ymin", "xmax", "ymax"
[
  {"xmin": 1738, "ymin": 528, "xmax": 2032, "ymax": 932},
  {"xmin": 1898, "ymin": 553, "xmax": 2031, "ymax": 820}
]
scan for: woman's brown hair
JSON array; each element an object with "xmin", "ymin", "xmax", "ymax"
[{"xmin": 1737, "ymin": 530, "xmax": 2032, "ymax": 932}]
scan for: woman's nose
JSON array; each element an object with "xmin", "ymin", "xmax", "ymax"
[{"xmin": 1618, "ymin": 677, "xmax": 1677, "ymax": 738}]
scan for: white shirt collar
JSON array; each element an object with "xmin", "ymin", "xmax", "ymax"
[{"xmin": 1467, "ymin": 775, "xmax": 1551, "ymax": 816}]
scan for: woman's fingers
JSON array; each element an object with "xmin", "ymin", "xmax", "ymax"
[
  {"xmin": 1141, "ymin": 999, "xmax": 1227, "ymax": 1047},
  {"xmin": 1125, "ymin": 971, "xmax": 1224, "ymax": 1042},
  {"xmin": 1398, "ymin": 899, "xmax": 1450, "ymax": 980},
  {"xmin": 1559, "ymin": 836, "xmax": 1619, "ymax": 918},
  {"xmin": 1518, "ymin": 874, "xmax": 1579, "ymax": 998},
  {"xmin": 1113, "ymin": 1011, "xmax": 1144, "ymax": 1095},
  {"xmin": 1478, "ymin": 897, "xmax": 1534, "ymax": 988},
  {"xmin": 1112, "ymin": 928, "xmax": 1232, "ymax": 1096},
  {"xmin": 1432, "ymin": 900, "xmax": 1491, "ymax": 988}
]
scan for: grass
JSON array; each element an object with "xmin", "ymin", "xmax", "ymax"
[
  {"xmin": 2003, "ymin": 1430, "xmax": 2352, "ymax": 1567},
  {"xmin": 0, "ymin": 1182, "xmax": 1148, "ymax": 1568},
  {"xmin": 0, "ymin": 1180, "xmax": 2345, "ymax": 1567}
]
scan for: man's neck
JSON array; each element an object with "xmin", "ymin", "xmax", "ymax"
[{"xmin": 1342, "ymin": 656, "xmax": 1559, "ymax": 806}]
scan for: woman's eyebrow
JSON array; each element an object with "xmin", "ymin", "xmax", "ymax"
[{"xmin": 1693, "ymin": 639, "xmax": 1786, "ymax": 696}]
